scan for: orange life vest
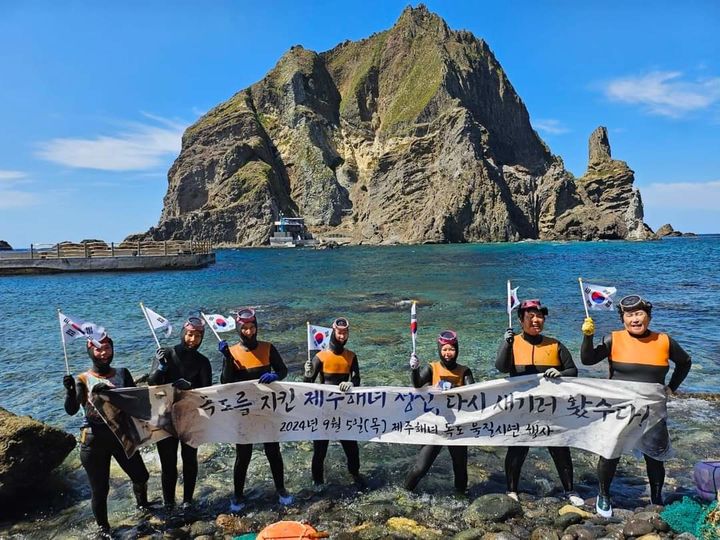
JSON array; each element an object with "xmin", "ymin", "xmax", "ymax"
[
  {"xmin": 512, "ymin": 334, "xmax": 561, "ymax": 368},
  {"xmin": 229, "ymin": 341, "xmax": 271, "ymax": 370},
  {"xmin": 317, "ymin": 349, "xmax": 354, "ymax": 375},
  {"xmin": 610, "ymin": 330, "xmax": 669, "ymax": 367},
  {"xmin": 431, "ymin": 361, "xmax": 467, "ymax": 388}
]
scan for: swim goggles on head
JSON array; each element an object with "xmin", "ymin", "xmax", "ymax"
[
  {"xmin": 332, "ymin": 317, "xmax": 350, "ymax": 329},
  {"xmin": 437, "ymin": 330, "xmax": 458, "ymax": 346},
  {"xmin": 234, "ymin": 308, "xmax": 257, "ymax": 324},
  {"xmin": 183, "ymin": 316, "xmax": 205, "ymax": 332},
  {"xmin": 618, "ymin": 295, "xmax": 652, "ymax": 312}
]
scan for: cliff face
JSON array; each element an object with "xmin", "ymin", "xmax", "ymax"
[{"xmin": 141, "ymin": 5, "xmax": 653, "ymax": 245}]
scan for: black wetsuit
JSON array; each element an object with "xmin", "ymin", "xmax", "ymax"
[
  {"xmin": 220, "ymin": 336, "xmax": 288, "ymax": 499},
  {"xmin": 65, "ymin": 367, "xmax": 149, "ymax": 529},
  {"xmin": 148, "ymin": 343, "xmax": 211, "ymax": 506},
  {"xmin": 304, "ymin": 335, "xmax": 361, "ymax": 484},
  {"xmin": 581, "ymin": 330, "xmax": 691, "ymax": 504},
  {"xmin": 496, "ymin": 332, "xmax": 578, "ymax": 494},
  {"xmin": 404, "ymin": 357, "xmax": 475, "ymax": 493}
]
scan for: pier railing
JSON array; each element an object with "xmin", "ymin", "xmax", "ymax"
[{"xmin": 1, "ymin": 240, "xmax": 213, "ymax": 260}]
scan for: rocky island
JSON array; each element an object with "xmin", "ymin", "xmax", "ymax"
[{"xmin": 137, "ymin": 5, "xmax": 654, "ymax": 246}]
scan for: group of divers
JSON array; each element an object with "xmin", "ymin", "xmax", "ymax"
[{"xmin": 62, "ymin": 295, "xmax": 692, "ymax": 535}]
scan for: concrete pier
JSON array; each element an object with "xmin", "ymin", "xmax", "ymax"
[{"xmin": 0, "ymin": 240, "xmax": 215, "ymax": 275}]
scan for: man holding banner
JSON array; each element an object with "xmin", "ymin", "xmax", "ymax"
[
  {"xmin": 218, "ymin": 308, "xmax": 293, "ymax": 511},
  {"xmin": 303, "ymin": 317, "xmax": 362, "ymax": 489},
  {"xmin": 148, "ymin": 316, "xmax": 212, "ymax": 509},
  {"xmin": 581, "ymin": 294, "xmax": 692, "ymax": 517},
  {"xmin": 496, "ymin": 299, "xmax": 583, "ymax": 506}
]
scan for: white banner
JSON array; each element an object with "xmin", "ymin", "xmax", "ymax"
[{"xmin": 96, "ymin": 376, "xmax": 667, "ymax": 460}]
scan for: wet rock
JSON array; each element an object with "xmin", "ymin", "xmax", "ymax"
[
  {"xmin": 558, "ymin": 505, "xmax": 594, "ymax": 519},
  {"xmin": 622, "ymin": 517, "xmax": 654, "ymax": 537},
  {"xmin": 554, "ymin": 512, "xmax": 582, "ymax": 528},
  {"xmin": 214, "ymin": 514, "xmax": 254, "ymax": 535},
  {"xmin": 560, "ymin": 535, "xmax": 574, "ymax": 540},
  {"xmin": 0, "ymin": 407, "xmax": 76, "ymax": 504},
  {"xmin": 464, "ymin": 494, "xmax": 522, "ymax": 526},
  {"xmin": 162, "ymin": 527, "xmax": 190, "ymax": 539},
  {"xmin": 529, "ymin": 527, "xmax": 560, "ymax": 540},
  {"xmin": 563, "ymin": 524, "xmax": 597, "ymax": 540},
  {"xmin": 635, "ymin": 534, "xmax": 662, "ymax": 540},
  {"xmin": 481, "ymin": 533, "xmax": 520, "ymax": 540},
  {"xmin": 386, "ymin": 517, "xmax": 442, "ymax": 539},
  {"xmin": 451, "ymin": 529, "xmax": 485, "ymax": 540},
  {"xmin": 305, "ymin": 498, "xmax": 335, "ymax": 522},
  {"xmin": 189, "ymin": 521, "xmax": 216, "ymax": 537},
  {"xmin": 359, "ymin": 501, "xmax": 399, "ymax": 522},
  {"xmin": 675, "ymin": 533, "xmax": 698, "ymax": 540}
]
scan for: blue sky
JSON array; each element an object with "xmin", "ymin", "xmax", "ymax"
[{"xmin": 1, "ymin": 1, "xmax": 718, "ymax": 247}]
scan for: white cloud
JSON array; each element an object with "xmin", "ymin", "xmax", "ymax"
[
  {"xmin": 0, "ymin": 190, "xmax": 38, "ymax": 209},
  {"xmin": 0, "ymin": 170, "xmax": 28, "ymax": 181},
  {"xmin": 604, "ymin": 71, "xmax": 720, "ymax": 117},
  {"xmin": 36, "ymin": 114, "xmax": 187, "ymax": 171},
  {"xmin": 533, "ymin": 118, "xmax": 570, "ymax": 135},
  {"xmin": 641, "ymin": 179, "xmax": 720, "ymax": 210}
]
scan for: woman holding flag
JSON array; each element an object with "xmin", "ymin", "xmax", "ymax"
[
  {"xmin": 62, "ymin": 332, "xmax": 150, "ymax": 536},
  {"xmin": 148, "ymin": 316, "xmax": 211, "ymax": 509},
  {"xmin": 405, "ymin": 330, "xmax": 475, "ymax": 493},
  {"xmin": 496, "ymin": 299, "xmax": 583, "ymax": 506},
  {"xmin": 581, "ymin": 294, "xmax": 692, "ymax": 517},
  {"xmin": 303, "ymin": 317, "xmax": 362, "ymax": 488}
]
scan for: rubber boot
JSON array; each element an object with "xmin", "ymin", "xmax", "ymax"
[{"xmin": 133, "ymin": 482, "xmax": 149, "ymax": 508}]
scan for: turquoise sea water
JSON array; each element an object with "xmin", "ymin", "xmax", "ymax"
[
  {"xmin": 1, "ymin": 237, "xmax": 720, "ymax": 534},
  {"xmin": 1, "ymin": 237, "xmax": 719, "ymax": 428}
]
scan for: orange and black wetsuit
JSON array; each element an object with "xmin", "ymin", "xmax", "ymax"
[
  {"xmin": 148, "ymin": 343, "xmax": 211, "ymax": 506},
  {"xmin": 404, "ymin": 359, "xmax": 475, "ymax": 493},
  {"xmin": 64, "ymin": 367, "xmax": 149, "ymax": 529},
  {"xmin": 304, "ymin": 335, "xmax": 361, "ymax": 485},
  {"xmin": 496, "ymin": 332, "xmax": 578, "ymax": 494},
  {"xmin": 581, "ymin": 329, "xmax": 691, "ymax": 504},
  {"xmin": 220, "ymin": 338, "xmax": 288, "ymax": 499}
]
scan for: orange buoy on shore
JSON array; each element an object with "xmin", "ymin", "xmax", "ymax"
[{"xmin": 256, "ymin": 520, "xmax": 328, "ymax": 539}]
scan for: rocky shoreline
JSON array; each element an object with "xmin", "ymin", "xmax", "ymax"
[{"xmin": 0, "ymin": 436, "xmax": 709, "ymax": 539}]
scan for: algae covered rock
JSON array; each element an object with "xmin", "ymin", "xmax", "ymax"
[
  {"xmin": 0, "ymin": 407, "xmax": 75, "ymax": 502},
  {"xmin": 463, "ymin": 493, "xmax": 523, "ymax": 526}
]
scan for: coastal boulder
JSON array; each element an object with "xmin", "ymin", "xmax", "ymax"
[
  {"xmin": 656, "ymin": 224, "xmax": 683, "ymax": 237},
  {"xmin": 0, "ymin": 240, "xmax": 11, "ymax": 250},
  {"xmin": 0, "ymin": 407, "xmax": 76, "ymax": 502}
]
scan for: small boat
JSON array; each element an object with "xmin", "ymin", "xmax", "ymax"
[{"xmin": 269, "ymin": 215, "xmax": 318, "ymax": 248}]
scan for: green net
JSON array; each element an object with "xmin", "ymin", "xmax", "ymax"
[{"xmin": 661, "ymin": 497, "xmax": 720, "ymax": 539}]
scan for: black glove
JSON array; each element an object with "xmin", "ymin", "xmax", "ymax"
[
  {"xmin": 155, "ymin": 347, "xmax": 168, "ymax": 367},
  {"xmin": 63, "ymin": 375, "xmax": 75, "ymax": 392},
  {"xmin": 92, "ymin": 383, "xmax": 110, "ymax": 394},
  {"xmin": 173, "ymin": 378, "xmax": 192, "ymax": 390},
  {"xmin": 504, "ymin": 328, "xmax": 515, "ymax": 344}
]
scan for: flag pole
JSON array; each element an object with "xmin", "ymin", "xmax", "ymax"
[
  {"xmin": 306, "ymin": 322, "xmax": 311, "ymax": 365},
  {"xmin": 578, "ymin": 277, "xmax": 590, "ymax": 318},
  {"xmin": 139, "ymin": 302, "xmax": 161, "ymax": 348},
  {"xmin": 200, "ymin": 311, "xmax": 222, "ymax": 341},
  {"xmin": 58, "ymin": 309, "xmax": 70, "ymax": 375},
  {"xmin": 410, "ymin": 301, "xmax": 417, "ymax": 355},
  {"xmin": 507, "ymin": 280, "xmax": 513, "ymax": 328}
]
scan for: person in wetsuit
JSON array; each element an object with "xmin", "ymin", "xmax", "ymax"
[
  {"xmin": 496, "ymin": 299, "xmax": 583, "ymax": 506},
  {"xmin": 148, "ymin": 316, "xmax": 211, "ymax": 509},
  {"xmin": 581, "ymin": 295, "xmax": 691, "ymax": 517},
  {"xmin": 218, "ymin": 307, "xmax": 293, "ymax": 512},
  {"xmin": 404, "ymin": 330, "xmax": 474, "ymax": 493},
  {"xmin": 62, "ymin": 334, "xmax": 150, "ymax": 536},
  {"xmin": 303, "ymin": 317, "xmax": 362, "ymax": 488}
]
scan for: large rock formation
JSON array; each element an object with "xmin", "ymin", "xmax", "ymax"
[
  {"xmin": 0, "ymin": 240, "xmax": 12, "ymax": 251},
  {"xmin": 140, "ymin": 5, "xmax": 653, "ymax": 245},
  {"xmin": 0, "ymin": 407, "xmax": 76, "ymax": 502}
]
